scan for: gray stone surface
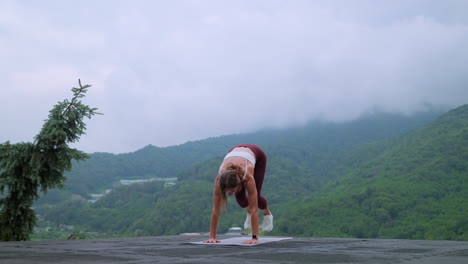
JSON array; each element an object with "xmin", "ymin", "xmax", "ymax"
[{"xmin": 0, "ymin": 235, "xmax": 467, "ymax": 263}]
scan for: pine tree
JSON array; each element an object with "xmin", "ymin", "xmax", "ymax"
[{"xmin": 0, "ymin": 80, "xmax": 101, "ymax": 241}]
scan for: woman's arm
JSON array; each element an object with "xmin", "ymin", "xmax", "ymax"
[
  {"xmin": 204, "ymin": 178, "xmax": 222, "ymax": 243},
  {"xmin": 243, "ymin": 177, "xmax": 259, "ymax": 244}
]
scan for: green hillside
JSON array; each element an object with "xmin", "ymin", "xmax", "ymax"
[
  {"xmin": 276, "ymin": 104, "xmax": 468, "ymax": 240},
  {"xmin": 34, "ymin": 108, "xmax": 468, "ymax": 241}
]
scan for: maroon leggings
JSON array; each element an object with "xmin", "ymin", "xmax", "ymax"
[{"xmin": 228, "ymin": 144, "xmax": 268, "ymax": 210}]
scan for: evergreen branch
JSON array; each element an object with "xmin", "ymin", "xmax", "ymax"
[{"xmin": 62, "ymin": 79, "xmax": 88, "ymax": 115}]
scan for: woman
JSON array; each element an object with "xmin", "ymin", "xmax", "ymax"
[{"xmin": 203, "ymin": 144, "xmax": 273, "ymax": 244}]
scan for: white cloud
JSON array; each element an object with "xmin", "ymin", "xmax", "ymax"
[{"xmin": 1, "ymin": 0, "xmax": 468, "ymax": 153}]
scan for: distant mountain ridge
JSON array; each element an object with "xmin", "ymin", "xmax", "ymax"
[
  {"xmin": 36, "ymin": 107, "xmax": 468, "ymax": 241},
  {"xmin": 55, "ymin": 110, "xmax": 440, "ymax": 197},
  {"xmin": 36, "ymin": 108, "xmax": 441, "ymax": 200}
]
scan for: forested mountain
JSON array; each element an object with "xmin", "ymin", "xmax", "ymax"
[
  {"xmin": 38, "ymin": 110, "xmax": 439, "ymax": 203},
  {"xmin": 35, "ymin": 107, "xmax": 468, "ymax": 241},
  {"xmin": 276, "ymin": 105, "xmax": 468, "ymax": 240}
]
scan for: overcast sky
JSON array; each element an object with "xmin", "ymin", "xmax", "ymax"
[{"xmin": 1, "ymin": 0, "xmax": 468, "ymax": 154}]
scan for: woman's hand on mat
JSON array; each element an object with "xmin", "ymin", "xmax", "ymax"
[
  {"xmin": 203, "ymin": 238, "xmax": 221, "ymax": 243},
  {"xmin": 242, "ymin": 238, "xmax": 259, "ymax": 244}
]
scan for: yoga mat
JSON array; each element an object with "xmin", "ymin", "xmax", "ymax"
[{"xmin": 189, "ymin": 236, "xmax": 292, "ymax": 246}]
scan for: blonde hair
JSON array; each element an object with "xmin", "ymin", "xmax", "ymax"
[{"xmin": 218, "ymin": 163, "xmax": 243, "ymax": 209}]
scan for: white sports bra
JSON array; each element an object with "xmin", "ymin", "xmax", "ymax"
[
  {"xmin": 223, "ymin": 151, "xmax": 256, "ymax": 181},
  {"xmin": 223, "ymin": 151, "xmax": 256, "ymax": 166}
]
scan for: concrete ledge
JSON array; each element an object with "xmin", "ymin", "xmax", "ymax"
[{"xmin": 1, "ymin": 235, "xmax": 467, "ymax": 263}]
